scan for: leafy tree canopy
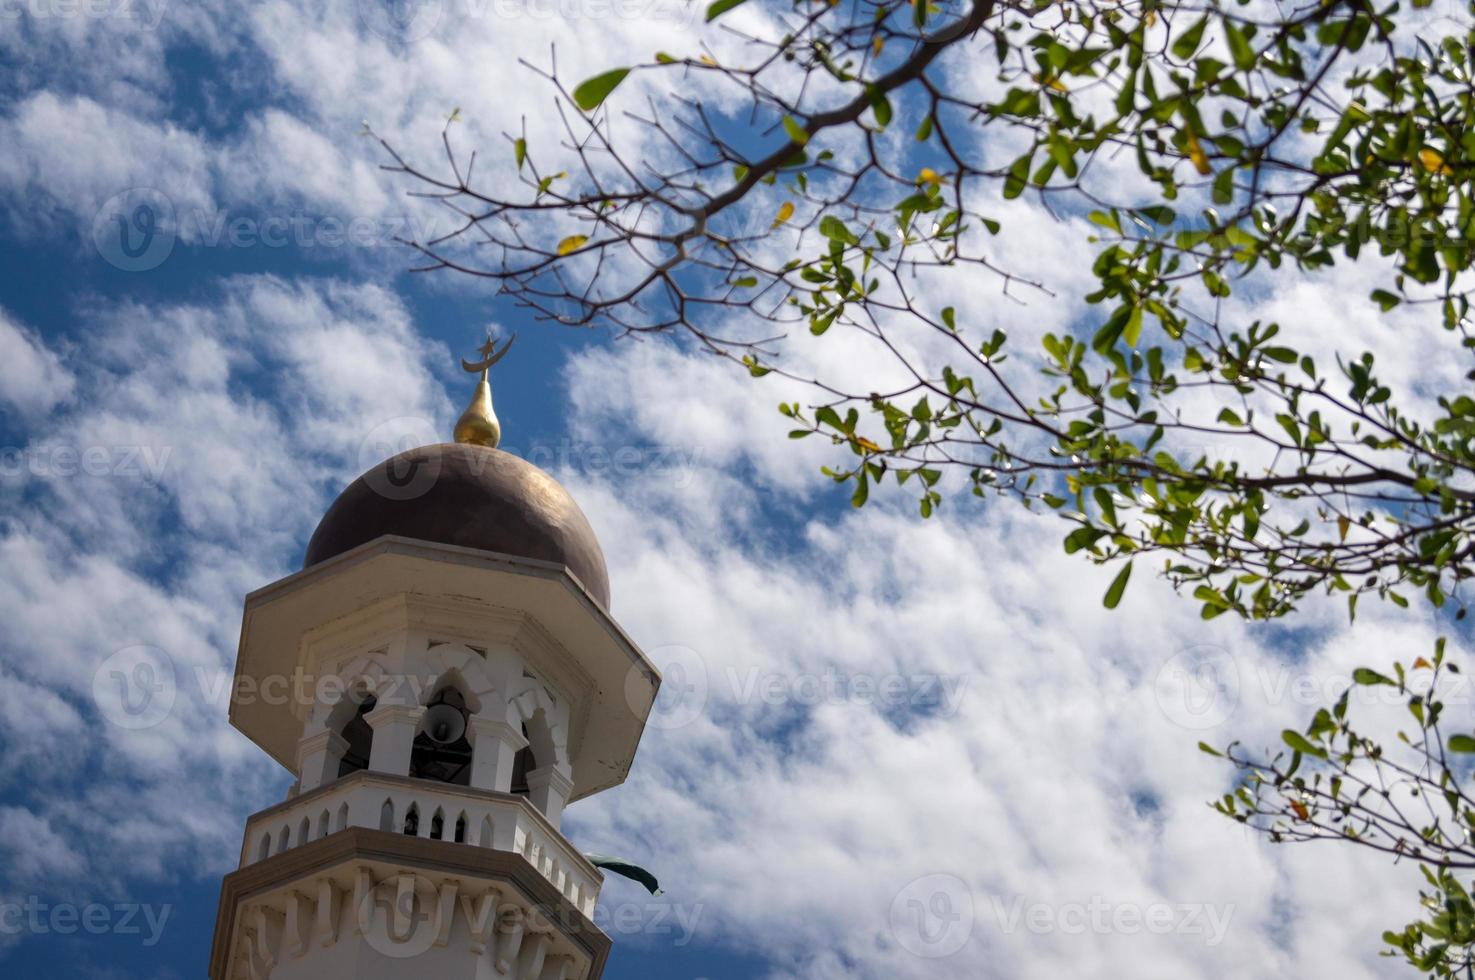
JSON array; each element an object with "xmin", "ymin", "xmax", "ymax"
[{"xmin": 379, "ymin": 0, "xmax": 1475, "ymax": 624}]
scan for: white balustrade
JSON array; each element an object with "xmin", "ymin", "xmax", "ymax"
[{"xmin": 239, "ymin": 771, "xmax": 601, "ymax": 917}]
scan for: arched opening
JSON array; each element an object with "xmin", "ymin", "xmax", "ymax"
[
  {"xmin": 257, "ymin": 833, "xmax": 271, "ymax": 863},
  {"xmin": 408, "ymin": 686, "xmax": 472, "ymax": 786},
  {"xmin": 276, "ymin": 825, "xmax": 291, "ymax": 854},
  {"xmin": 336, "ymin": 692, "xmax": 378, "ymax": 778},
  {"xmin": 430, "ymin": 808, "xmax": 445, "ymax": 840},
  {"xmin": 454, "ymin": 812, "xmax": 468, "ymax": 844},
  {"xmin": 479, "ymin": 815, "xmax": 495, "ymax": 847},
  {"xmin": 336, "ymin": 802, "xmax": 350, "ymax": 833},
  {"xmin": 316, "ymin": 809, "xmax": 330, "ymax": 840},
  {"xmin": 510, "ymin": 723, "xmax": 535, "ymax": 797},
  {"xmin": 297, "ymin": 816, "xmax": 310, "ymax": 848},
  {"xmin": 403, "ymin": 803, "xmax": 420, "ymax": 836},
  {"xmin": 379, "ymin": 798, "xmax": 395, "ymax": 832}
]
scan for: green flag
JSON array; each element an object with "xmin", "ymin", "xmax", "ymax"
[{"xmin": 584, "ymin": 853, "xmax": 662, "ymax": 896}]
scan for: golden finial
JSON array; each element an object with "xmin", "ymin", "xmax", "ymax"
[{"xmin": 453, "ymin": 332, "xmax": 516, "ymax": 448}]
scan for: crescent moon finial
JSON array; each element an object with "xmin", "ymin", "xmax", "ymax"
[
  {"xmin": 460, "ymin": 332, "xmax": 516, "ymax": 374},
  {"xmin": 453, "ymin": 332, "xmax": 516, "ymax": 448}
]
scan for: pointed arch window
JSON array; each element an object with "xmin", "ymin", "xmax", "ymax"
[
  {"xmin": 336, "ymin": 694, "xmax": 378, "ymax": 778},
  {"xmin": 409, "ymin": 687, "xmax": 473, "ymax": 786}
]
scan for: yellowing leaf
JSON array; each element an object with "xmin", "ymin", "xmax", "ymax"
[
  {"xmin": 699, "ymin": 53, "xmax": 718, "ymax": 67},
  {"xmin": 1419, "ymin": 147, "xmax": 1454, "ymax": 176},
  {"xmin": 1032, "ymin": 73, "xmax": 1069, "ymax": 93},
  {"xmin": 1413, "ymin": 657, "xmax": 1434, "ymax": 670},
  {"xmin": 556, "ymin": 234, "xmax": 588, "ymax": 256},
  {"xmin": 853, "ymin": 435, "xmax": 882, "ymax": 453},
  {"xmin": 872, "ymin": 35, "xmax": 884, "ymax": 56},
  {"xmin": 772, "ymin": 201, "xmax": 795, "ymax": 228},
  {"xmin": 1337, "ymin": 515, "xmax": 1350, "ymax": 541},
  {"xmin": 1186, "ymin": 132, "xmax": 1211, "ymax": 175},
  {"xmin": 1290, "ymin": 800, "xmax": 1309, "ymax": 821},
  {"xmin": 918, "ymin": 167, "xmax": 944, "ymax": 186}
]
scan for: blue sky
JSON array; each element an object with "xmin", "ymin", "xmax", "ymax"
[{"xmin": 0, "ymin": 3, "xmax": 1470, "ymax": 980}]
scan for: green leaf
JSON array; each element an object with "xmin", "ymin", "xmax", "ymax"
[
  {"xmin": 1449, "ymin": 735, "xmax": 1475, "ymax": 753},
  {"xmin": 572, "ymin": 68, "xmax": 631, "ymax": 112},
  {"xmin": 1282, "ymin": 730, "xmax": 1325, "ymax": 757},
  {"xmin": 1122, "ymin": 304, "xmax": 1144, "ymax": 348},
  {"xmin": 1370, "ymin": 289, "xmax": 1401, "ymax": 311},
  {"xmin": 1171, "ymin": 17, "xmax": 1209, "ymax": 60},
  {"xmin": 819, "ymin": 215, "xmax": 858, "ymax": 245},
  {"xmin": 705, "ymin": 0, "xmax": 748, "ymax": 20},
  {"xmin": 514, "ymin": 138, "xmax": 527, "ymax": 171},
  {"xmin": 867, "ymin": 87, "xmax": 892, "ymax": 129},
  {"xmin": 782, "ymin": 115, "xmax": 810, "ymax": 146},
  {"xmin": 1002, "ymin": 152, "xmax": 1031, "ymax": 200},
  {"xmin": 1102, "ymin": 561, "xmax": 1133, "ymax": 609},
  {"xmin": 1352, "ymin": 667, "xmax": 1395, "ymax": 686},
  {"xmin": 1223, "ymin": 20, "xmax": 1254, "ymax": 71}
]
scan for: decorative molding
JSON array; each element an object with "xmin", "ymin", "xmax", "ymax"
[
  {"xmin": 209, "ymin": 828, "xmax": 611, "ymax": 980},
  {"xmin": 525, "ymin": 766, "xmax": 575, "ymax": 798},
  {"xmin": 470, "ymin": 717, "xmax": 529, "ymax": 750}
]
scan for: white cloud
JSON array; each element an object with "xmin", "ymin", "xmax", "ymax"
[
  {"xmin": 556, "ymin": 334, "xmax": 1448, "ymax": 980},
  {"xmin": 0, "ymin": 309, "xmax": 74, "ymax": 419},
  {"xmin": 0, "ymin": 4, "xmax": 1463, "ymax": 980},
  {"xmin": 0, "ymin": 275, "xmax": 450, "ymax": 900}
]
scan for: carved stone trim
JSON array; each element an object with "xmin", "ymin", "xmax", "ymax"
[{"xmin": 209, "ymin": 828, "xmax": 610, "ymax": 980}]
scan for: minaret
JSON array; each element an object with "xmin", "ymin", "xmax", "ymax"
[{"xmin": 209, "ymin": 337, "xmax": 661, "ymax": 980}]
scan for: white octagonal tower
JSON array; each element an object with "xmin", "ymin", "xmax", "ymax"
[{"xmin": 209, "ymin": 345, "xmax": 661, "ymax": 980}]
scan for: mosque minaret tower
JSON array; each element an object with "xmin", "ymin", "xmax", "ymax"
[{"xmin": 208, "ymin": 336, "xmax": 661, "ymax": 980}]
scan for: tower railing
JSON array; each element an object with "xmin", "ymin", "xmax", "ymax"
[{"xmin": 238, "ymin": 770, "xmax": 601, "ymax": 917}]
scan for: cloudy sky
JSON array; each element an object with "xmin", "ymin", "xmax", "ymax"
[{"xmin": 0, "ymin": 2, "xmax": 1464, "ymax": 978}]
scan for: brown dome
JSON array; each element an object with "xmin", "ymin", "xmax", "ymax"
[{"xmin": 304, "ymin": 443, "xmax": 610, "ymax": 607}]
